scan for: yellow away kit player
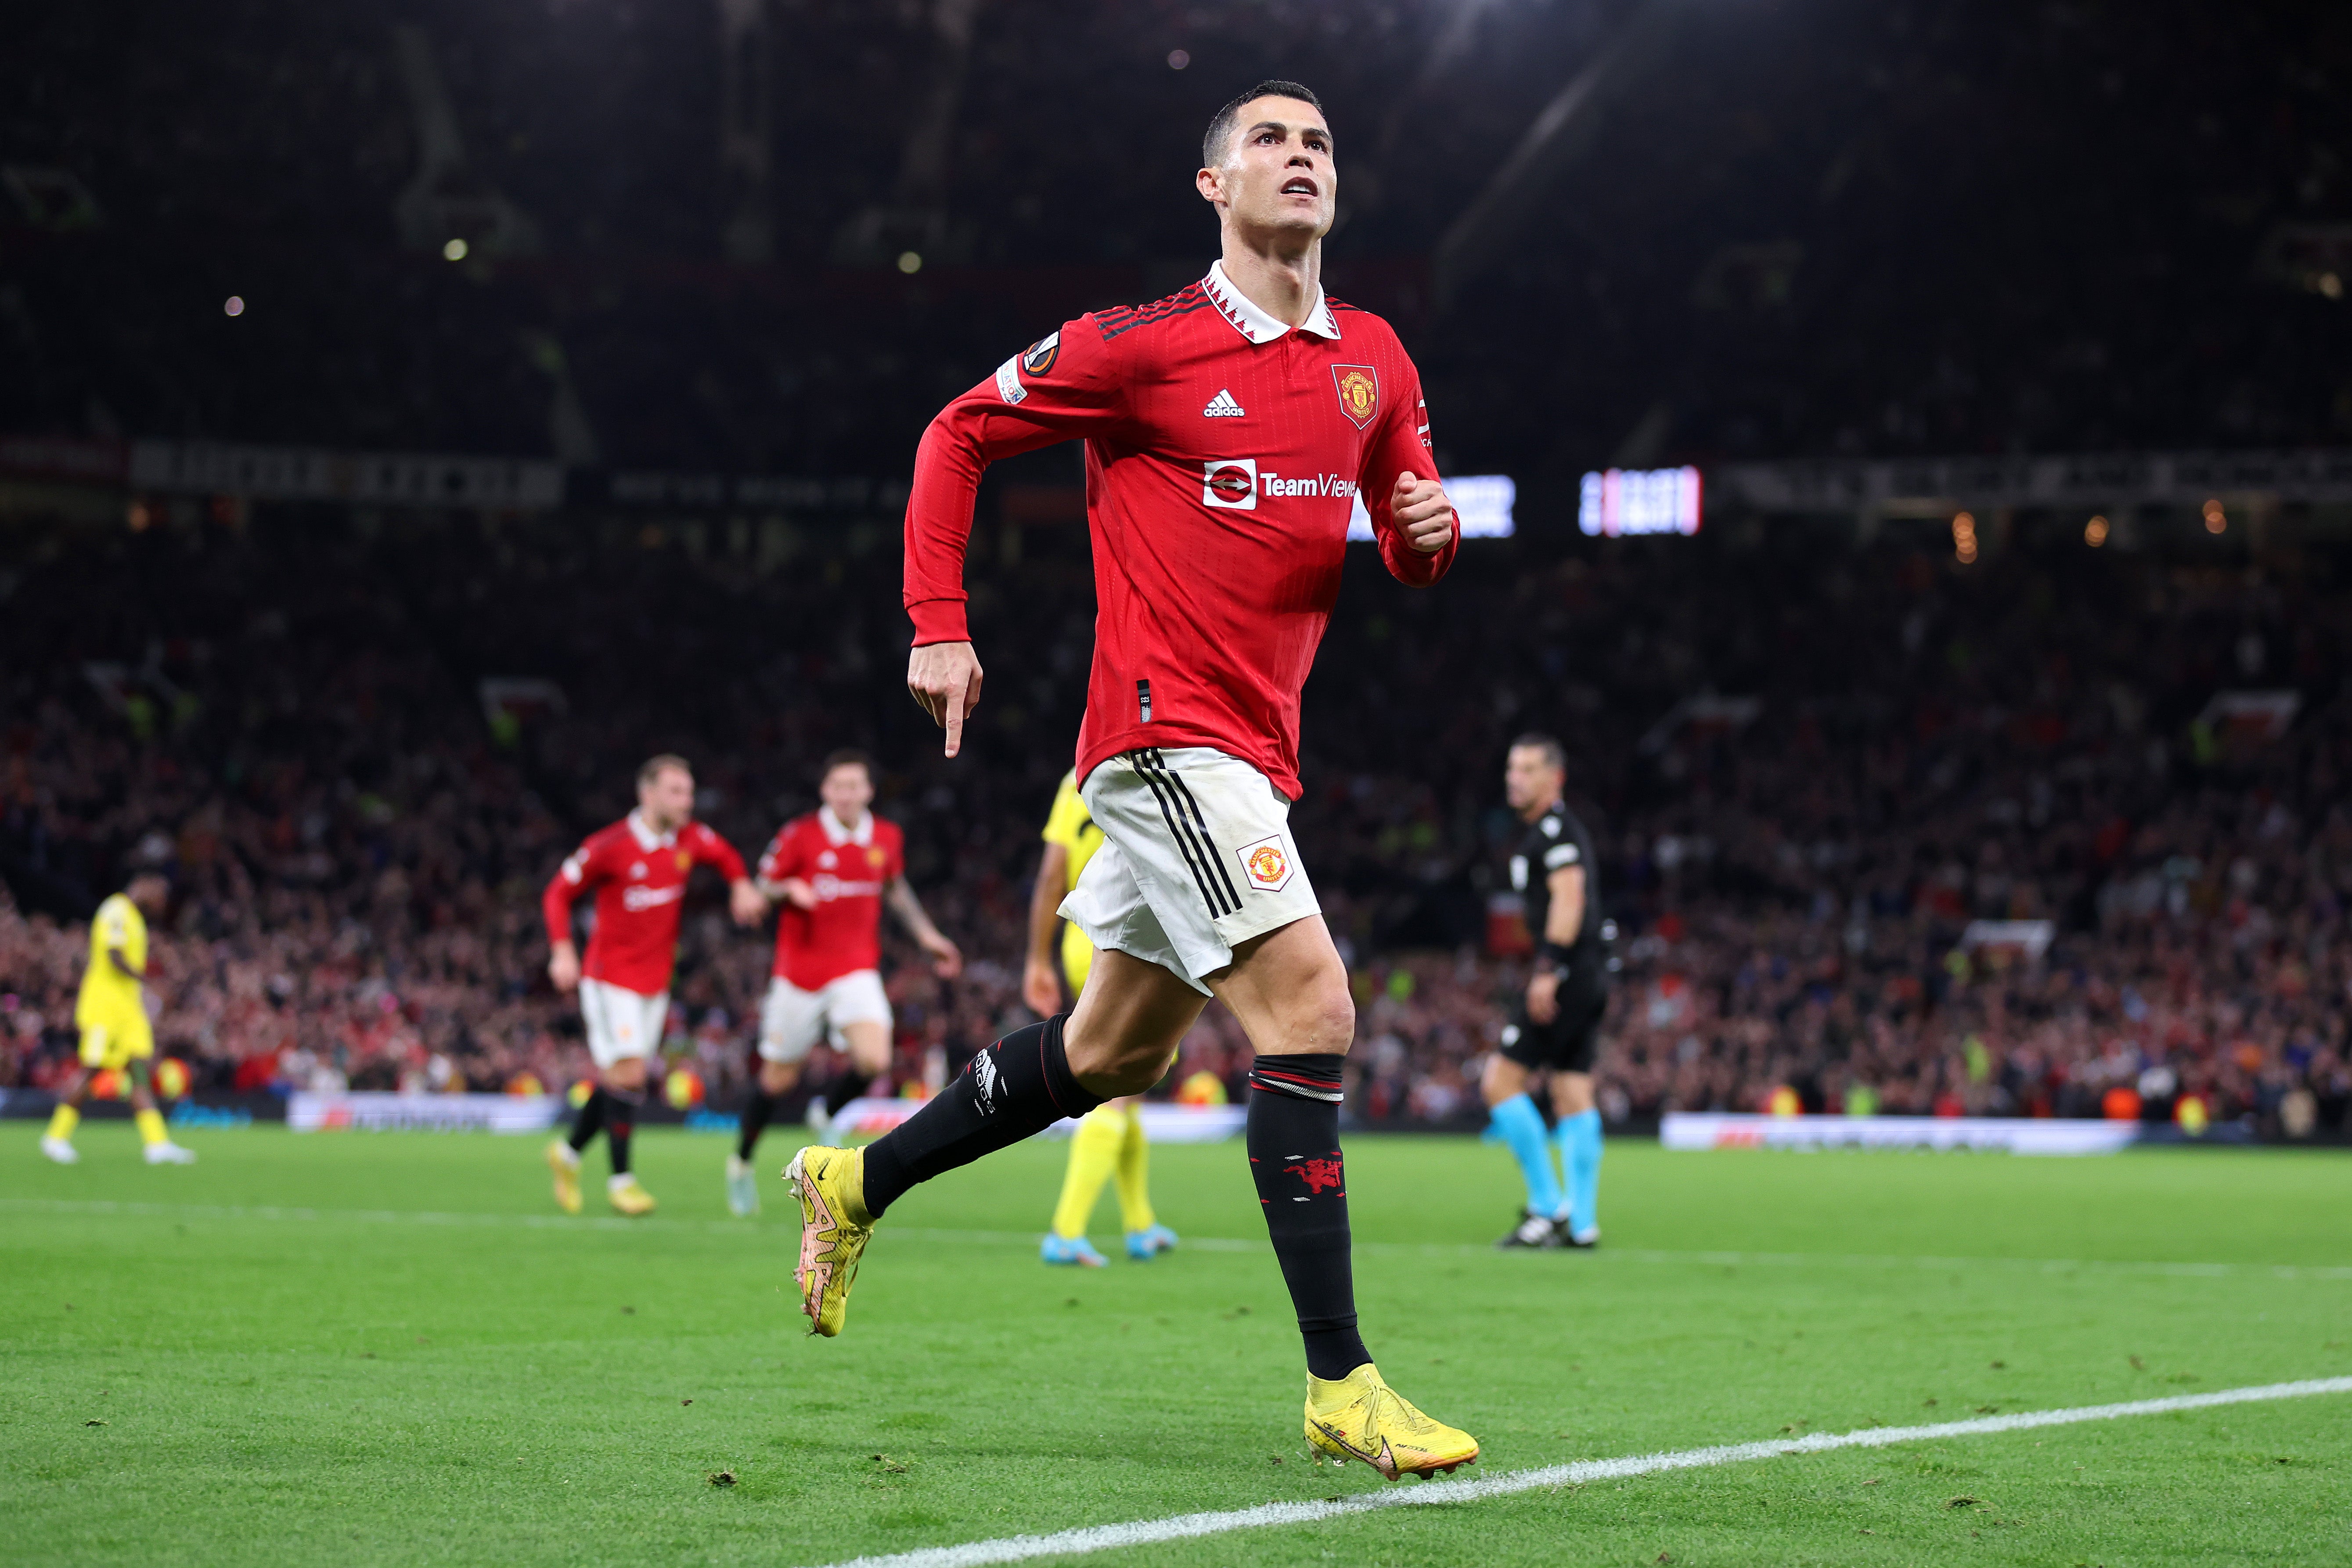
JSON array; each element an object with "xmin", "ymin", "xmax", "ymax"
[
  {"xmin": 43, "ymin": 874, "xmax": 195, "ymax": 1165},
  {"xmin": 1024, "ymin": 770, "xmax": 1177, "ymax": 1266}
]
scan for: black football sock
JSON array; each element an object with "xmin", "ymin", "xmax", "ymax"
[
  {"xmin": 605, "ymin": 1087, "xmax": 641, "ymax": 1176},
  {"xmin": 1246, "ymin": 1053, "xmax": 1371, "ymax": 1380},
  {"xmin": 776, "ymin": 1076, "xmax": 818, "ymax": 1124},
  {"xmin": 829, "ymin": 1065, "xmax": 875, "ymax": 1111},
  {"xmin": 860, "ymin": 1015, "xmax": 1100, "ymax": 1218},
  {"xmin": 567, "ymin": 1086, "xmax": 606, "ymax": 1153},
  {"xmin": 806, "ymin": 1066, "xmax": 854, "ymax": 1117},
  {"xmin": 736, "ymin": 1085, "xmax": 776, "ymax": 1162}
]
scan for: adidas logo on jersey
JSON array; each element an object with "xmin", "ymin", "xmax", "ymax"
[{"xmin": 1202, "ymin": 388, "xmax": 1246, "ymax": 418}]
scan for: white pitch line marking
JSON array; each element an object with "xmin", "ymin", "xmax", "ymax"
[
  {"xmin": 803, "ymin": 1377, "xmax": 2352, "ymax": 1568},
  {"xmin": 7, "ymin": 1198, "xmax": 2349, "ymax": 1282}
]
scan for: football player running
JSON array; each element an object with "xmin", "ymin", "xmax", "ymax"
[
  {"xmin": 727, "ymin": 750, "xmax": 960, "ymax": 1217},
  {"xmin": 784, "ymin": 81, "xmax": 1477, "ymax": 1478},
  {"xmin": 542, "ymin": 755, "xmax": 764, "ymax": 1215},
  {"xmin": 1026, "ymin": 769, "xmax": 1178, "ymax": 1266}
]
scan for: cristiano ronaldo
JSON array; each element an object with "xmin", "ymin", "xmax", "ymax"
[{"xmin": 785, "ymin": 80, "xmax": 1475, "ymax": 1478}]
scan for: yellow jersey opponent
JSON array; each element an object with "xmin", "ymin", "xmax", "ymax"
[
  {"xmin": 1037, "ymin": 767, "xmax": 1174, "ymax": 1267},
  {"xmin": 1041, "ymin": 770, "xmax": 1104, "ymax": 995},
  {"xmin": 76, "ymin": 891, "xmax": 154, "ymax": 1068}
]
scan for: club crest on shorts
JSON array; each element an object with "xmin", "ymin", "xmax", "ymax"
[
  {"xmin": 1236, "ymin": 832, "xmax": 1294, "ymax": 893},
  {"xmin": 1331, "ymin": 364, "xmax": 1379, "ymax": 429}
]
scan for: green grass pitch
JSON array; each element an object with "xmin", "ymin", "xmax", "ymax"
[{"xmin": 6, "ymin": 1124, "xmax": 2349, "ymax": 1566}]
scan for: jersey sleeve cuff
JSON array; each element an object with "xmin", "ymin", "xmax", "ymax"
[{"xmin": 907, "ymin": 597, "xmax": 970, "ymax": 645}]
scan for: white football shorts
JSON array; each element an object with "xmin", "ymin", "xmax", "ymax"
[
  {"xmin": 578, "ymin": 977, "xmax": 669, "ymax": 1069},
  {"xmin": 758, "ymin": 969, "xmax": 892, "ymax": 1063},
  {"xmin": 1062, "ymin": 746, "xmax": 1320, "ymax": 996}
]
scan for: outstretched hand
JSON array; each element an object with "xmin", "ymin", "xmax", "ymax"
[
  {"xmin": 1390, "ymin": 471, "xmax": 1455, "ymax": 554},
  {"xmin": 908, "ymin": 641, "xmax": 985, "ymax": 758}
]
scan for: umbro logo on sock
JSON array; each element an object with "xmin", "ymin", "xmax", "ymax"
[{"xmin": 1203, "ymin": 388, "xmax": 1246, "ymax": 418}]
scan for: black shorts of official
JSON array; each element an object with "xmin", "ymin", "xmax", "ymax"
[{"xmin": 1498, "ymin": 972, "xmax": 1607, "ymax": 1075}]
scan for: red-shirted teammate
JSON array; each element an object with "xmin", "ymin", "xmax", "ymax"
[
  {"xmin": 785, "ymin": 82, "xmax": 1478, "ymax": 1477},
  {"xmin": 541, "ymin": 753, "xmax": 763, "ymax": 1215},
  {"xmin": 724, "ymin": 749, "xmax": 960, "ymax": 1216}
]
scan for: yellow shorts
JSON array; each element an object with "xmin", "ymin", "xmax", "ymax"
[
  {"xmin": 79, "ymin": 1013, "xmax": 155, "ymax": 1071},
  {"xmin": 1060, "ymin": 926, "xmax": 1095, "ymax": 999}
]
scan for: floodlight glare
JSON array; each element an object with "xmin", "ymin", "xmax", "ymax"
[{"xmin": 1579, "ymin": 466, "xmax": 1700, "ymax": 537}]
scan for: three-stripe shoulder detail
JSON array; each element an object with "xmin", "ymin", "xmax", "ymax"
[{"xmin": 1097, "ymin": 284, "xmax": 1211, "ymax": 341}]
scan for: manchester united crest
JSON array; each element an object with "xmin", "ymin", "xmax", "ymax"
[
  {"xmin": 1235, "ymin": 832, "xmax": 1295, "ymax": 892},
  {"xmin": 1331, "ymin": 364, "xmax": 1379, "ymax": 429},
  {"xmin": 674, "ymin": 851, "xmax": 692, "ymax": 871}
]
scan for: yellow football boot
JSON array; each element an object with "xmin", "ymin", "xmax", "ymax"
[
  {"xmin": 546, "ymin": 1141, "xmax": 582, "ymax": 1215},
  {"xmin": 1304, "ymin": 1364, "xmax": 1479, "ymax": 1480},
  {"xmin": 607, "ymin": 1176, "xmax": 657, "ymax": 1216},
  {"xmin": 783, "ymin": 1145, "xmax": 872, "ymax": 1337}
]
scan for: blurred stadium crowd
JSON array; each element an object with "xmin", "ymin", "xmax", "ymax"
[
  {"xmin": 2, "ymin": 511, "xmax": 2346, "ymax": 1140},
  {"xmin": 4, "ymin": 0, "xmax": 2351, "ymax": 1137}
]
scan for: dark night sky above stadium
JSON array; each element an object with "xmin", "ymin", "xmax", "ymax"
[{"xmin": 3, "ymin": 1, "xmax": 2348, "ymax": 473}]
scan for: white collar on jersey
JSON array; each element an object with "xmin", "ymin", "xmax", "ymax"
[
  {"xmin": 1201, "ymin": 260, "xmax": 1341, "ymax": 345},
  {"xmin": 626, "ymin": 810, "xmax": 679, "ymax": 852},
  {"xmin": 818, "ymin": 807, "xmax": 874, "ymax": 847}
]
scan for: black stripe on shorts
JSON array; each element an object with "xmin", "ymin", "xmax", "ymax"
[
  {"xmin": 1131, "ymin": 749, "xmax": 1234, "ymax": 918},
  {"xmin": 1152, "ymin": 750, "xmax": 1246, "ymax": 912}
]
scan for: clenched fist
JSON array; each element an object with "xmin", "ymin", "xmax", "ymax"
[{"xmin": 1390, "ymin": 471, "xmax": 1455, "ymax": 553}]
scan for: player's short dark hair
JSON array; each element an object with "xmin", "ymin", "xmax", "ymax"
[
  {"xmin": 1203, "ymin": 79, "xmax": 1327, "ymax": 169},
  {"xmin": 637, "ymin": 753, "xmax": 693, "ymax": 787},
  {"xmin": 820, "ymin": 748, "xmax": 872, "ymax": 782},
  {"xmin": 1509, "ymin": 732, "xmax": 1567, "ymax": 772}
]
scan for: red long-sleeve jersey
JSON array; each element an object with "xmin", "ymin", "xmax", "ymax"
[
  {"xmin": 757, "ymin": 808, "xmax": 906, "ymax": 990},
  {"xmin": 540, "ymin": 812, "xmax": 749, "ymax": 997},
  {"xmin": 903, "ymin": 262, "xmax": 1456, "ymax": 799}
]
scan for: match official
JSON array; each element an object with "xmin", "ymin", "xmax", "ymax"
[{"xmin": 1481, "ymin": 734, "xmax": 1610, "ymax": 1249}]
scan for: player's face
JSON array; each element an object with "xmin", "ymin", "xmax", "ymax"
[
  {"xmin": 1504, "ymin": 747, "xmax": 1564, "ymax": 815},
  {"xmin": 638, "ymin": 766, "xmax": 695, "ymax": 832},
  {"xmin": 1199, "ymin": 96, "xmax": 1335, "ymax": 241},
  {"xmin": 128, "ymin": 873, "xmax": 169, "ymax": 914},
  {"xmin": 821, "ymin": 764, "xmax": 873, "ymax": 824}
]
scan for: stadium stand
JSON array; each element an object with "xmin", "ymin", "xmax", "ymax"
[
  {"xmin": 1, "ymin": 511, "xmax": 2345, "ymax": 1139},
  {"xmin": 3, "ymin": 1, "xmax": 2349, "ymax": 1139}
]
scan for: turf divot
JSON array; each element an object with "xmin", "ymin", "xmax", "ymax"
[{"xmin": 804, "ymin": 1377, "xmax": 2352, "ymax": 1568}]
